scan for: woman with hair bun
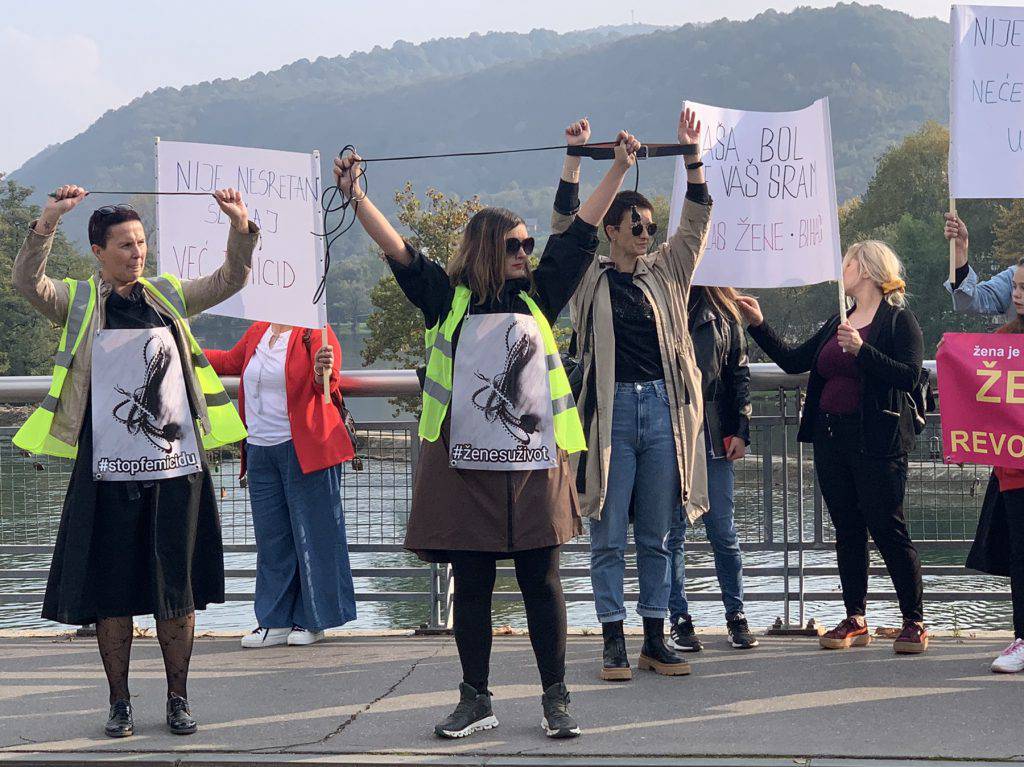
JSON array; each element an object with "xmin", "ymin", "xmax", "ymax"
[{"xmin": 736, "ymin": 241, "xmax": 928, "ymax": 654}]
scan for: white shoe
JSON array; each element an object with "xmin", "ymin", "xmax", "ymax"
[
  {"xmin": 991, "ymin": 638, "xmax": 1024, "ymax": 673},
  {"xmin": 287, "ymin": 627, "xmax": 326, "ymax": 646},
  {"xmin": 240, "ymin": 627, "xmax": 290, "ymax": 649}
]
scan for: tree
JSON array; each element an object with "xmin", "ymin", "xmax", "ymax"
[
  {"xmin": 362, "ymin": 184, "xmax": 482, "ymax": 413},
  {"xmin": 0, "ymin": 176, "xmax": 91, "ymax": 376},
  {"xmin": 328, "ymin": 250, "xmax": 385, "ymax": 333}
]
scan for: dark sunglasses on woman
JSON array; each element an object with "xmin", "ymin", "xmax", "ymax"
[
  {"xmin": 505, "ymin": 237, "xmax": 535, "ymax": 256},
  {"xmin": 615, "ymin": 221, "xmax": 658, "ymax": 237}
]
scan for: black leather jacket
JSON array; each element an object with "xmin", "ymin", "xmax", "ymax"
[{"xmin": 688, "ymin": 288, "xmax": 752, "ymax": 457}]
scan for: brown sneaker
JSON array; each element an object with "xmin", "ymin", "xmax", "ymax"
[
  {"xmin": 819, "ymin": 616, "xmax": 871, "ymax": 650},
  {"xmin": 893, "ymin": 621, "xmax": 929, "ymax": 654}
]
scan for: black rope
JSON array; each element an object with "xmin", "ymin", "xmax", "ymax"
[
  {"xmin": 312, "ymin": 145, "xmax": 366, "ymax": 305},
  {"xmin": 310, "ymin": 141, "xmax": 673, "ymax": 304},
  {"xmin": 48, "ymin": 190, "xmax": 211, "ymax": 197}
]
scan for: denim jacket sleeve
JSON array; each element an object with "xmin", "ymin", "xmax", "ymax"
[{"xmin": 944, "ymin": 264, "xmax": 1014, "ymax": 316}]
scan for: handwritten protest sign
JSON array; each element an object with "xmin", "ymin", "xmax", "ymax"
[
  {"xmin": 668, "ymin": 98, "xmax": 842, "ymax": 288},
  {"xmin": 937, "ymin": 332, "xmax": 1024, "ymax": 469},
  {"xmin": 156, "ymin": 140, "xmax": 327, "ymax": 328},
  {"xmin": 949, "ymin": 4, "xmax": 1024, "ymax": 199}
]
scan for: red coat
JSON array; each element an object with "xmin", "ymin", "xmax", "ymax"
[{"xmin": 205, "ymin": 322, "xmax": 354, "ymax": 477}]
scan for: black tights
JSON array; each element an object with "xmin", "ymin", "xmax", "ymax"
[
  {"xmin": 96, "ymin": 612, "xmax": 196, "ymax": 704},
  {"xmin": 1002, "ymin": 490, "xmax": 1024, "ymax": 639},
  {"xmin": 449, "ymin": 546, "xmax": 566, "ymax": 693}
]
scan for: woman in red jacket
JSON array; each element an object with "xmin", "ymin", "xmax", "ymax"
[{"xmin": 206, "ymin": 322, "xmax": 356, "ymax": 647}]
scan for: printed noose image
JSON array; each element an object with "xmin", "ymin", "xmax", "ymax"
[
  {"xmin": 471, "ymin": 319, "xmax": 541, "ymax": 446},
  {"xmin": 111, "ymin": 335, "xmax": 185, "ymax": 453}
]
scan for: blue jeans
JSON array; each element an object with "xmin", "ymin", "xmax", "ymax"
[
  {"xmin": 589, "ymin": 380, "xmax": 680, "ymax": 622},
  {"xmin": 667, "ymin": 442, "xmax": 745, "ymax": 622},
  {"xmin": 246, "ymin": 441, "xmax": 356, "ymax": 631}
]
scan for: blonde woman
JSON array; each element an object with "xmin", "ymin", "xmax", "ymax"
[{"xmin": 736, "ymin": 242, "xmax": 928, "ymax": 654}]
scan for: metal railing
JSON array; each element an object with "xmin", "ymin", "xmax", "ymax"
[{"xmin": 0, "ymin": 364, "xmax": 1008, "ymax": 631}]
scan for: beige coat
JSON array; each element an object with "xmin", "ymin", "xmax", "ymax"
[
  {"xmin": 554, "ymin": 198, "xmax": 712, "ymax": 523},
  {"xmin": 12, "ymin": 221, "xmax": 260, "ymax": 446}
]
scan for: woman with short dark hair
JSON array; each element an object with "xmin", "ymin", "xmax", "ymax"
[{"xmin": 13, "ymin": 184, "xmax": 258, "ymax": 737}]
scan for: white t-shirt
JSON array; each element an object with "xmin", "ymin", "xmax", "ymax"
[{"xmin": 242, "ymin": 327, "xmax": 292, "ymax": 447}]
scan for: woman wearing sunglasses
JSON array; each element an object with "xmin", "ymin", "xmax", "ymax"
[
  {"xmin": 333, "ymin": 125, "xmax": 639, "ymax": 740},
  {"xmin": 555, "ymin": 109, "xmax": 712, "ymax": 682}
]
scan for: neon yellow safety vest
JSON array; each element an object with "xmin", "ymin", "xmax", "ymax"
[
  {"xmin": 419, "ymin": 285, "xmax": 586, "ymax": 453},
  {"xmin": 14, "ymin": 274, "xmax": 247, "ymax": 458}
]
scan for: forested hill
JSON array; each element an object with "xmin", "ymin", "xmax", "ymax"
[
  {"xmin": 10, "ymin": 24, "xmax": 662, "ymax": 199},
  {"xmin": 12, "ymin": 4, "xmax": 949, "ymax": 242}
]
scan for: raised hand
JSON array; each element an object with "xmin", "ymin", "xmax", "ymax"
[
  {"xmin": 612, "ymin": 130, "xmax": 642, "ymax": 170},
  {"xmin": 39, "ymin": 185, "xmax": 88, "ymax": 231},
  {"xmin": 565, "ymin": 118, "xmax": 591, "ymax": 146},
  {"xmin": 213, "ymin": 188, "xmax": 249, "ymax": 232},
  {"xmin": 734, "ymin": 295, "xmax": 764, "ymax": 327},
  {"xmin": 678, "ymin": 107, "xmax": 702, "ymax": 151},
  {"xmin": 333, "ymin": 151, "xmax": 364, "ymax": 200},
  {"xmin": 944, "ymin": 212, "xmax": 969, "ymax": 268}
]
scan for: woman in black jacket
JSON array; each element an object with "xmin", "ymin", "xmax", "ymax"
[
  {"xmin": 667, "ymin": 286, "xmax": 758, "ymax": 652},
  {"xmin": 736, "ymin": 241, "xmax": 928, "ymax": 653}
]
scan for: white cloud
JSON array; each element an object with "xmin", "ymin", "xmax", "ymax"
[{"xmin": 0, "ymin": 27, "xmax": 130, "ymax": 173}]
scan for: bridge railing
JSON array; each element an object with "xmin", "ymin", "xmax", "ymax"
[{"xmin": 0, "ymin": 363, "xmax": 1005, "ymax": 631}]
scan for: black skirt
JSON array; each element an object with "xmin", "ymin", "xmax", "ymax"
[{"xmin": 41, "ymin": 409, "xmax": 225, "ymax": 625}]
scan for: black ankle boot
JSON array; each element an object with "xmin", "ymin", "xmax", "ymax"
[
  {"xmin": 638, "ymin": 617, "xmax": 691, "ymax": 676},
  {"xmin": 600, "ymin": 620, "xmax": 631, "ymax": 681}
]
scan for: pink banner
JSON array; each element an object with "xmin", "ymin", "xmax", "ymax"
[{"xmin": 937, "ymin": 332, "xmax": 1024, "ymax": 469}]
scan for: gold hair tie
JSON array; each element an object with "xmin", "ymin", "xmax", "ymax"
[{"xmin": 882, "ymin": 278, "xmax": 906, "ymax": 294}]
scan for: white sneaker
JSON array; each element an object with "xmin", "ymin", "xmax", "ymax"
[
  {"xmin": 991, "ymin": 638, "xmax": 1024, "ymax": 673},
  {"xmin": 287, "ymin": 626, "xmax": 326, "ymax": 646},
  {"xmin": 240, "ymin": 627, "xmax": 290, "ymax": 649}
]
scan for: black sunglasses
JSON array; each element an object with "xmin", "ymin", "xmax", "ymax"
[
  {"xmin": 95, "ymin": 204, "xmax": 136, "ymax": 216},
  {"xmin": 505, "ymin": 237, "xmax": 535, "ymax": 256},
  {"xmin": 615, "ymin": 222, "xmax": 658, "ymax": 237}
]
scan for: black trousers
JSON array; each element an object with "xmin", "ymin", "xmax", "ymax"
[
  {"xmin": 448, "ymin": 546, "xmax": 566, "ymax": 693},
  {"xmin": 813, "ymin": 415, "xmax": 924, "ymax": 623},
  {"xmin": 1000, "ymin": 489, "xmax": 1024, "ymax": 639}
]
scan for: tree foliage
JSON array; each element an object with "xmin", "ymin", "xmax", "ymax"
[{"xmin": 0, "ymin": 177, "xmax": 91, "ymax": 375}]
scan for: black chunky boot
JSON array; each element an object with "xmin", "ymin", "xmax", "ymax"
[
  {"xmin": 638, "ymin": 617, "xmax": 691, "ymax": 676},
  {"xmin": 600, "ymin": 620, "xmax": 631, "ymax": 681}
]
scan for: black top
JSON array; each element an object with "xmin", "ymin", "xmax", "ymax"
[
  {"xmin": 687, "ymin": 287, "xmax": 751, "ymax": 449},
  {"xmin": 607, "ymin": 270, "xmax": 664, "ymax": 382},
  {"xmin": 105, "ymin": 283, "xmax": 170, "ymax": 329},
  {"xmin": 554, "ymin": 177, "xmax": 712, "ymax": 385},
  {"xmin": 388, "ymin": 216, "xmax": 600, "ymax": 357},
  {"xmin": 748, "ymin": 301, "xmax": 924, "ymax": 457}
]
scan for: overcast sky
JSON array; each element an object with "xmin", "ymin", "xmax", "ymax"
[{"xmin": 0, "ymin": 1, "xmax": 1001, "ymax": 173}]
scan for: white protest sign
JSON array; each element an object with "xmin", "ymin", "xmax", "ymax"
[
  {"xmin": 668, "ymin": 98, "xmax": 842, "ymax": 288},
  {"xmin": 949, "ymin": 4, "xmax": 1024, "ymax": 199},
  {"xmin": 156, "ymin": 140, "xmax": 327, "ymax": 327}
]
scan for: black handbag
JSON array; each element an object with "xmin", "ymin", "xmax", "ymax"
[
  {"xmin": 966, "ymin": 473, "xmax": 1011, "ymax": 577},
  {"xmin": 890, "ymin": 310, "xmax": 934, "ymax": 436}
]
